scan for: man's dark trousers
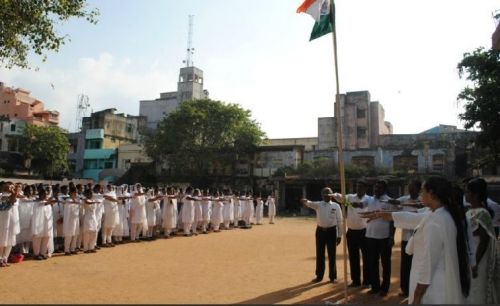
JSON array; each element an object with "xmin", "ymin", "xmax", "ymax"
[
  {"xmin": 400, "ymin": 240, "xmax": 412, "ymax": 295},
  {"xmin": 315, "ymin": 226, "xmax": 337, "ymax": 281},
  {"xmin": 366, "ymin": 237, "xmax": 392, "ymax": 293},
  {"xmin": 346, "ymin": 228, "xmax": 369, "ymax": 285}
]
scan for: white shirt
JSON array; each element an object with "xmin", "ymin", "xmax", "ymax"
[
  {"xmin": 365, "ymin": 194, "xmax": 392, "ymax": 239},
  {"xmin": 397, "ymin": 194, "xmax": 421, "ymax": 241},
  {"xmin": 345, "ymin": 194, "xmax": 370, "ymax": 230},
  {"xmin": 305, "ymin": 200, "xmax": 343, "ymax": 236}
]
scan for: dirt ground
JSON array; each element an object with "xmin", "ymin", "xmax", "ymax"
[{"xmin": 0, "ymin": 217, "xmax": 407, "ymax": 304}]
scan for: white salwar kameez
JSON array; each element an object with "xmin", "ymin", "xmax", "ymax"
[
  {"xmin": 255, "ymin": 199, "xmax": 264, "ymax": 225},
  {"xmin": 222, "ymin": 197, "xmax": 234, "ymax": 229},
  {"xmin": 211, "ymin": 199, "xmax": 224, "ymax": 231},
  {"xmin": 182, "ymin": 197, "xmax": 195, "ymax": 235},
  {"xmin": 63, "ymin": 199, "xmax": 80, "ymax": 253},
  {"xmin": 162, "ymin": 198, "xmax": 178, "ymax": 236},
  {"xmin": 402, "ymin": 207, "xmax": 464, "ymax": 304},
  {"xmin": 265, "ymin": 197, "xmax": 276, "ymax": 224}
]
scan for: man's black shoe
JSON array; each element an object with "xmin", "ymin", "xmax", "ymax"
[
  {"xmin": 311, "ymin": 277, "xmax": 323, "ymax": 283},
  {"xmin": 348, "ymin": 282, "xmax": 361, "ymax": 288},
  {"xmin": 367, "ymin": 289, "xmax": 380, "ymax": 294}
]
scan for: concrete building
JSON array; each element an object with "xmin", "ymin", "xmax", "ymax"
[
  {"xmin": 493, "ymin": 10, "xmax": 500, "ymax": 50},
  {"xmin": 0, "ymin": 117, "xmax": 26, "ymax": 173},
  {"xmin": 140, "ymin": 66, "xmax": 209, "ymax": 130},
  {"xmin": 117, "ymin": 143, "xmax": 152, "ymax": 171},
  {"xmin": 69, "ymin": 108, "xmax": 146, "ymax": 182},
  {"xmin": 0, "ymin": 82, "xmax": 59, "ymax": 127}
]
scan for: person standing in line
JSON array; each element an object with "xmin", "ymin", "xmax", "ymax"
[
  {"xmin": 388, "ymin": 179, "xmax": 423, "ymax": 297},
  {"xmin": 301, "ymin": 187, "xmax": 343, "ymax": 283},
  {"xmin": 63, "ymin": 186, "xmax": 81, "ymax": 255},
  {"xmin": 464, "ymin": 178, "xmax": 498, "ymax": 304},
  {"xmin": 265, "ymin": 192, "xmax": 277, "ymax": 224},
  {"xmin": 102, "ymin": 185, "xmax": 119, "ymax": 247},
  {"xmin": 17, "ymin": 185, "xmax": 35, "ymax": 256},
  {"xmin": 91, "ymin": 184, "xmax": 104, "ymax": 249},
  {"xmin": 232, "ymin": 191, "xmax": 242, "ymax": 228},
  {"xmin": 162, "ymin": 187, "xmax": 178, "ymax": 238},
  {"xmin": 130, "ymin": 184, "xmax": 148, "ymax": 242},
  {"xmin": 82, "ymin": 188, "xmax": 100, "ymax": 253},
  {"xmin": 0, "ymin": 182, "xmax": 21, "ymax": 267},
  {"xmin": 31, "ymin": 187, "xmax": 57, "ymax": 260},
  {"xmin": 146, "ymin": 188, "xmax": 161, "ymax": 240},
  {"xmin": 333, "ymin": 180, "xmax": 371, "ymax": 288},
  {"xmin": 53, "ymin": 185, "xmax": 67, "ymax": 252},
  {"xmin": 255, "ymin": 194, "xmax": 264, "ymax": 225},
  {"xmin": 364, "ymin": 180, "xmax": 394, "ymax": 296},
  {"xmin": 211, "ymin": 190, "xmax": 224, "ymax": 232},
  {"xmin": 200, "ymin": 189, "xmax": 212, "ymax": 234},
  {"xmin": 222, "ymin": 189, "xmax": 234, "ymax": 230},
  {"xmin": 192, "ymin": 188, "xmax": 203, "ymax": 234}
]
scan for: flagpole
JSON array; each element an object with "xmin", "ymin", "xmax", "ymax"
[{"xmin": 330, "ymin": 0, "xmax": 349, "ymax": 303}]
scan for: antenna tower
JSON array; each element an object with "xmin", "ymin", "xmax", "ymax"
[
  {"xmin": 183, "ymin": 15, "xmax": 195, "ymax": 67},
  {"xmin": 75, "ymin": 94, "xmax": 90, "ymax": 132}
]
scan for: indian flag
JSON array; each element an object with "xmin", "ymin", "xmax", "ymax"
[{"xmin": 297, "ymin": 0, "xmax": 334, "ymax": 41}]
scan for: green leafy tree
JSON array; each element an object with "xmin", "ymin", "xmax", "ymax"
[
  {"xmin": 145, "ymin": 99, "xmax": 266, "ymax": 179},
  {"xmin": 457, "ymin": 47, "xmax": 500, "ymax": 173},
  {"xmin": 0, "ymin": 0, "xmax": 99, "ymax": 69},
  {"xmin": 19, "ymin": 124, "xmax": 70, "ymax": 178}
]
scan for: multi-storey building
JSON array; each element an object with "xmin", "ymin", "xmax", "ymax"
[
  {"xmin": 139, "ymin": 66, "xmax": 209, "ymax": 130},
  {"xmin": 0, "ymin": 82, "xmax": 59, "ymax": 127}
]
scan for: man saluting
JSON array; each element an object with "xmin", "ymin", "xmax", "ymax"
[{"xmin": 301, "ymin": 187, "xmax": 343, "ymax": 283}]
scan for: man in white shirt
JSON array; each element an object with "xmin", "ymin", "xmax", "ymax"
[
  {"xmin": 344, "ymin": 180, "xmax": 371, "ymax": 288},
  {"xmin": 388, "ymin": 179, "xmax": 422, "ymax": 297},
  {"xmin": 301, "ymin": 187, "xmax": 343, "ymax": 283},
  {"xmin": 365, "ymin": 180, "xmax": 394, "ymax": 296}
]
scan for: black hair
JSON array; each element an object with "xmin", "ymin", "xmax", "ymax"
[
  {"xmin": 423, "ymin": 176, "xmax": 470, "ymax": 297},
  {"xmin": 466, "ymin": 178, "xmax": 493, "ymax": 218},
  {"xmin": 375, "ymin": 179, "xmax": 388, "ymax": 192}
]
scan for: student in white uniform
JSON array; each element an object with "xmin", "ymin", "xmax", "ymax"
[
  {"xmin": 82, "ymin": 189, "xmax": 100, "ymax": 253},
  {"xmin": 17, "ymin": 185, "xmax": 35, "ymax": 255},
  {"xmin": 301, "ymin": 187, "xmax": 343, "ymax": 283},
  {"xmin": 146, "ymin": 188, "xmax": 161, "ymax": 240},
  {"xmin": 130, "ymin": 184, "xmax": 148, "ymax": 242},
  {"xmin": 222, "ymin": 189, "xmax": 234, "ymax": 229},
  {"xmin": 0, "ymin": 182, "xmax": 21, "ymax": 267},
  {"xmin": 255, "ymin": 194, "xmax": 264, "ymax": 225},
  {"xmin": 92, "ymin": 184, "xmax": 104, "ymax": 249},
  {"xmin": 364, "ymin": 176, "xmax": 471, "ymax": 304},
  {"xmin": 63, "ymin": 186, "xmax": 81, "ymax": 255},
  {"xmin": 192, "ymin": 189, "xmax": 203, "ymax": 234},
  {"xmin": 31, "ymin": 187, "xmax": 57, "ymax": 260},
  {"xmin": 387, "ymin": 179, "xmax": 423, "ymax": 297},
  {"xmin": 162, "ymin": 187, "xmax": 178, "ymax": 238},
  {"xmin": 181, "ymin": 187, "xmax": 197, "ymax": 236},
  {"xmin": 102, "ymin": 185, "xmax": 119, "ymax": 247},
  {"xmin": 200, "ymin": 189, "xmax": 212, "ymax": 234},
  {"xmin": 53, "ymin": 185, "xmax": 68, "ymax": 253},
  {"xmin": 211, "ymin": 190, "xmax": 224, "ymax": 232},
  {"xmin": 464, "ymin": 178, "xmax": 497, "ymax": 304},
  {"xmin": 265, "ymin": 192, "xmax": 277, "ymax": 224},
  {"xmin": 241, "ymin": 191, "xmax": 253, "ymax": 228},
  {"xmin": 233, "ymin": 191, "xmax": 242, "ymax": 227},
  {"xmin": 113, "ymin": 185, "xmax": 130, "ymax": 244}
]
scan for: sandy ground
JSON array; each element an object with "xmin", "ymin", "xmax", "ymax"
[{"xmin": 0, "ymin": 217, "xmax": 407, "ymax": 304}]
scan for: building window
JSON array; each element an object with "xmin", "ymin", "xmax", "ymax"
[
  {"xmin": 7, "ymin": 138, "xmax": 17, "ymax": 151},
  {"xmin": 85, "ymin": 139, "xmax": 102, "ymax": 149},
  {"xmin": 393, "ymin": 155, "xmax": 418, "ymax": 172},
  {"xmin": 104, "ymin": 161, "xmax": 113, "ymax": 169},
  {"xmin": 126, "ymin": 123, "xmax": 133, "ymax": 133},
  {"xmin": 357, "ymin": 128, "xmax": 366, "ymax": 138},
  {"xmin": 357, "ymin": 109, "xmax": 366, "ymax": 118},
  {"xmin": 351, "ymin": 156, "xmax": 374, "ymax": 168},
  {"xmin": 10, "ymin": 124, "xmax": 15, "ymax": 132}
]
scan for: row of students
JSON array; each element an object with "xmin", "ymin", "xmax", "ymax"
[{"xmin": 0, "ymin": 181, "xmax": 277, "ymax": 266}]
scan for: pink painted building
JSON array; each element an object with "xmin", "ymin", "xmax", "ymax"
[{"xmin": 0, "ymin": 82, "xmax": 59, "ymax": 126}]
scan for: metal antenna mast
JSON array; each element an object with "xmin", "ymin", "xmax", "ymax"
[
  {"xmin": 75, "ymin": 94, "xmax": 90, "ymax": 132},
  {"xmin": 183, "ymin": 15, "xmax": 195, "ymax": 67}
]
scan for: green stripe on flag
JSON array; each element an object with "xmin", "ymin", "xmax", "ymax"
[{"xmin": 309, "ymin": 13, "xmax": 333, "ymax": 41}]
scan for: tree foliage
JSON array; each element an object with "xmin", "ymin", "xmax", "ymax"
[
  {"xmin": 19, "ymin": 124, "xmax": 70, "ymax": 178},
  {"xmin": 0, "ymin": 0, "xmax": 99, "ymax": 69},
  {"xmin": 145, "ymin": 99, "xmax": 266, "ymax": 179},
  {"xmin": 457, "ymin": 47, "xmax": 500, "ymax": 172}
]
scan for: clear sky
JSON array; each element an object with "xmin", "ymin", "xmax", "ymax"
[{"xmin": 0, "ymin": 0, "xmax": 498, "ymax": 138}]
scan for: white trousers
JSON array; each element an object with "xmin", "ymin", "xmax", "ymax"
[
  {"xmin": 0, "ymin": 246, "xmax": 12, "ymax": 262},
  {"xmin": 32, "ymin": 235, "xmax": 49, "ymax": 256},
  {"xmin": 269, "ymin": 215, "xmax": 275, "ymax": 223},
  {"xmin": 83, "ymin": 231, "xmax": 97, "ymax": 251},
  {"xmin": 130, "ymin": 223, "xmax": 146, "ymax": 240},
  {"xmin": 184, "ymin": 222, "xmax": 192, "ymax": 235},
  {"xmin": 102, "ymin": 227, "xmax": 114, "ymax": 244},
  {"xmin": 64, "ymin": 235, "xmax": 78, "ymax": 253}
]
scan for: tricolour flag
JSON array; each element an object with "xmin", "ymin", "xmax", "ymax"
[{"xmin": 297, "ymin": 0, "xmax": 334, "ymax": 41}]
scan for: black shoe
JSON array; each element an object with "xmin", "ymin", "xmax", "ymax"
[
  {"xmin": 348, "ymin": 282, "xmax": 361, "ymax": 288},
  {"xmin": 311, "ymin": 277, "xmax": 323, "ymax": 283},
  {"xmin": 368, "ymin": 289, "xmax": 380, "ymax": 294},
  {"xmin": 378, "ymin": 291, "xmax": 388, "ymax": 297}
]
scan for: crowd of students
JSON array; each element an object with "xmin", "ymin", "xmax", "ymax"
[
  {"xmin": 0, "ymin": 181, "xmax": 277, "ymax": 266},
  {"xmin": 304, "ymin": 176, "xmax": 499, "ymax": 304}
]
